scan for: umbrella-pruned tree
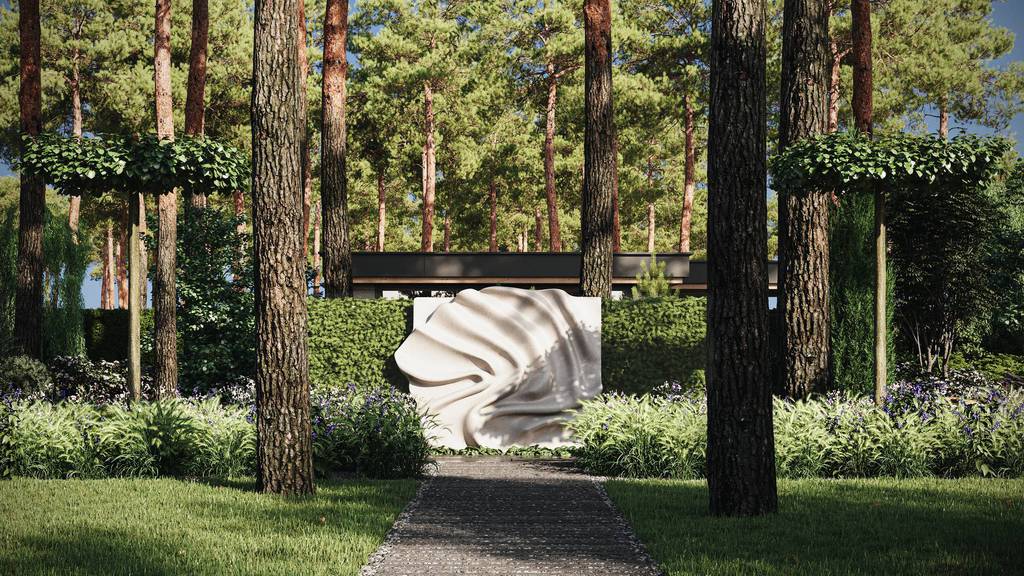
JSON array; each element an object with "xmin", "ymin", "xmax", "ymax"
[{"xmin": 20, "ymin": 133, "xmax": 247, "ymax": 400}]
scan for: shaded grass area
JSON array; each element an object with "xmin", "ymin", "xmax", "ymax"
[
  {"xmin": 0, "ymin": 477, "xmax": 418, "ymax": 576},
  {"xmin": 606, "ymin": 478, "xmax": 1024, "ymax": 576}
]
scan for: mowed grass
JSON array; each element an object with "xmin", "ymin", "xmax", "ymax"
[
  {"xmin": 606, "ymin": 478, "xmax": 1024, "ymax": 576},
  {"xmin": 0, "ymin": 477, "xmax": 418, "ymax": 576}
]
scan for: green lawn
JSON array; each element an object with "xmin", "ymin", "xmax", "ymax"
[
  {"xmin": 0, "ymin": 477, "xmax": 418, "ymax": 576},
  {"xmin": 606, "ymin": 478, "xmax": 1024, "ymax": 576}
]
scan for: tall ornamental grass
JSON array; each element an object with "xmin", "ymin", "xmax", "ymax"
[{"xmin": 570, "ymin": 378, "xmax": 1024, "ymax": 479}]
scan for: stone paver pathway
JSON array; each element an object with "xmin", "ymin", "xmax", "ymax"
[{"xmin": 360, "ymin": 457, "xmax": 663, "ymax": 576}]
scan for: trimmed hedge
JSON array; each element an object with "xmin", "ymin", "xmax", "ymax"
[
  {"xmin": 307, "ymin": 298, "xmax": 412, "ymax": 390},
  {"xmin": 83, "ymin": 296, "xmax": 709, "ymax": 395},
  {"xmin": 602, "ymin": 297, "xmax": 706, "ymax": 394}
]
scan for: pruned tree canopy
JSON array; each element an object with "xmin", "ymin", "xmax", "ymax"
[{"xmin": 19, "ymin": 134, "xmax": 248, "ymax": 197}]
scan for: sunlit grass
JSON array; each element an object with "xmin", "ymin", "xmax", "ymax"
[
  {"xmin": 0, "ymin": 477, "xmax": 417, "ymax": 576},
  {"xmin": 607, "ymin": 477, "xmax": 1024, "ymax": 576}
]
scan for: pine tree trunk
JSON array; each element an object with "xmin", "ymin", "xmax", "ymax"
[
  {"xmin": 580, "ymin": 0, "xmax": 614, "ymax": 297},
  {"xmin": 321, "ymin": 0, "xmax": 352, "ymax": 297},
  {"xmin": 298, "ymin": 0, "xmax": 311, "ymax": 260},
  {"xmin": 488, "ymin": 181, "xmax": 498, "ymax": 252},
  {"xmin": 534, "ymin": 207, "xmax": 543, "ymax": 252},
  {"xmin": 938, "ymin": 97, "xmax": 949, "ymax": 139},
  {"xmin": 252, "ymin": 0, "xmax": 315, "ymax": 496},
  {"xmin": 680, "ymin": 93, "xmax": 696, "ymax": 253},
  {"xmin": 117, "ymin": 223, "xmax": 128, "ymax": 309},
  {"xmin": 102, "ymin": 224, "xmax": 114, "ymax": 310},
  {"xmin": 68, "ymin": 54, "xmax": 83, "ymax": 241},
  {"xmin": 544, "ymin": 65, "xmax": 562, "ymax": 252},
  {"xmin": 778, "ymin": 0, "xmax": 831, "ymax": 399},
  {"xmin": 443, "ymin": 213, "xmax": 451, "ymax": 252},
  {"xmin": 828, "ymin": 42, "xmax": 846, "ymax": 133},
  {"xmin": 312, "ymin": 201, "xmax": 322, "ymax": 297},
  {"xmin": 153, "ymin": 0, "xmax": 178, "ymax": 397},
  {"xmin": 707, "ymin": 0, "xmax": 777, "ymax": 517},
  {"xmin": 421, "ymin": 81, "xmax": 436, "ymax": 252},
  {"xmin": 186, "ymin": 0, "xmax": 209, "ymax": 208},
  {"xmin": 647, "ymin": 203, "xmax": 655, "ymax": 254},
  {"xmin": 612, "ymin": 134, "xmax": 621, "ymax": 252},
  {"xmin": 851, "ymin": 0, "xmax": 886, "ymax": 404},
  {"xmin": 376, "ymin": 170, "xmax": 386, "ymax": 251},
  {"xmin": 15, "ymin": 0, "xmax": 44, "ymax": 358},
  {"xmin": 232, "ymin": 189, "xmax": 245, "ymax": 282}
]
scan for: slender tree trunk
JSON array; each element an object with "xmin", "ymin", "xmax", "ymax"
[
  {"xmin": 680, "ymin": 93, "xmax": 696, "ymax": 253},
  {"xmin": 139, "ymin": 200, "xmax": 148, "ymax": 307},
  {"xmin": 443, "ymin": 213, "xmax": 451, "ymax": 252},
  {"xmin": 421, "ymin": 81, "xmax": 436, "ymax": 252},
  {"xmin": 778, "ymin": 0, "xmax": 831, "ymax": 399},
  {"xmin": 313, "ymin": 201, "xmax": 322, "ymax": 297},
  {"xmin": 102, "ymin": 224, "xmax": 114, "ymax": 310},
  {"xmin": 376, "ymin": 169, "xmax": 386, "ymax": 251},
  {"xmin": 851, "ymin": 0, "xmax": 886, "ymax": 404},
  {"xmin": 232, "ymin": 189, "xmax": 245, "ymax": 282},
  {"xmin": 544, "ymin": 65, "xmax": 562, "ymax": 252},
  {"xmin": 938, "ymin": 97, "xmax": 949, "ymax": 139},
  {"xmin": 534, "ymin": 207, "xmax": 543, "ymax": 252},
  {"xmin": 252, "ymin": 0, "xmax": 315, "ymax": 496},
  {"xmin": 321, "ymin": 0, "xmax": 352, "ymax": 296},
  {"xmin": 117, "ymin": 225, "xmax": 128, "ymax": 309},
  {"xmin": 68, "ymin": 54, "xmax": 83, "ymax": 240},
  {"xmin": 612, "ymin": 134, "xmax": 621, "ymax": 252},
  {"xmin": 153, "ymin": 0, "xmax": 178, "ymax": 397},
  {"xmin": 15, "ymin": 0, "xmax": 44, "ymax": 358},
  {"xmin": 185, "ymin": 0, "xmax": 209, "ymax": 208},
  {"xmin": 646, "ymin": 203, "xmax": 656, "ymax": 253},
  {"xmin": 707, "ymin": 0, "xmax": 777, "ymax": 517},
  {"xmin": 488, "ymin": 181, "xmax": 498, "ymax": 252},
  {"xmin": 128, "ymin": 192, "xmax": 143, "ymax": 400},
  {"xmin": 298, "ymin": 0, "xmax": 311, "ymax": 261},
  {"xmin": 580, "ymin": 0, "xmax": 615, "ymax": 297},
  {"xmin": 828, "ymin": 42, "xmax": 846, "ymax": 133}
]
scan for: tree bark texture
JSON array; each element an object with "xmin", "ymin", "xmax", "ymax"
[
  {"xmin": 15, "ymin": 0, "xmax": 44, "ymax": 358},
  {"xmin": 443, "ymin": 213, "xmax": 451, "ymax": 252},
  {"xmin": 128, "ymin": 192, "xmax": 144, "ymax": 401},
  {"xmin": 117, "ymin": 225, "xmax": 128, "ymax": 309},
  {"xmin": 534, "ymin": 207, "xmax": 543, "ymax": 252},
  {"xmin": 154, "ymin": 0, "xmax": 178, "ymax": 397},
  {"xmin": 102, "ymin": 224, "xmax": 114, "ymax": 310},
  {"xmin": 321, "ymin": 0, "xmax": 352, "ymax": 297},
  {"xmin": 647, "ymin": 203, "xmax": 656, "ymax": 253},
  {"xmin": 186, "ymin": 0, "xmax": 209, "ymax": 208},
  {"xmin": 706, "ymin": 0, "xmax": 777, "ymax": 517},
  {"xmin": 252, "ymin": 0, "xmax": 315, "ymax": 496},
  {"xmin": 312, "ymin": 201, "xmax": 322, "ymax": 297},
  {"xmin": 544, "ymin": 65, "xmax": 562, "ymax": 252},
  {"xmin": 580, "ymin": 0, "xmax": 615, "ymax": 297},
  {"xmin": 421, "ymin": 81, "xmax": 436, "ymax": 252},
  {"xmin": 68, "ymin": 54, "xmax": 83, "ymax": 239},
  {"xmin": 938, "ymin": 98, "xmax": 949, "ymax": 139},
  {"xmin": 488, "ymin": 181, "xmax": 498, "ymax": 252},
  {"xmin": 680, "ymin": 93, "xmax": 696, "ymax": 253},
  {"xmin": 851, "ymin": 0, "xmax": 873, "ymax": 135},
  {"xmin": 376, "ymin": 170, "xmax": 386, "ymax": 251},
  {"xmin": 612, "ymin": 133, "xmax": 621, "ymax": 252},
  {"xmin": 828, "ymin": 41, "xmax": 847, "ymax": 133},
  {"xmin": 778, "ymin": 0, "xmax": 831, "ymax": 399}
]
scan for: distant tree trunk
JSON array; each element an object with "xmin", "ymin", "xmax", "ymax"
[
  {"xmin": 139, "ymin": 200, "xmax": 148, "ymax": 307},
  {"xmin": 938, "ymin": 96, "xmax": 949, "ymax": 139},
  {"xmin": 117, "ymin": 224, "xmax": 128, "ymax": 309},
  {"xmin": 612, "ymin": 134, "xmax": 621, "ymax": 252},
  {"xmin": 828, "ymin": 42, "xmax": 847, "ymax": 133},
  {"xmin": 312, "ymin": 201, "xmax": 322, "ymax": 297},
  {"xmin": 851, "ymin": 0, "xmax": 886, "ymax": 404},
  {"xmin": 646, "ymin": 203, "xmax": 656, "ymax": 253},
  {"xmin": 680, "ymin": 93, "xmax": 696, "ymax": 253},
  {"xmin": 233, "ymin": 189, "xmax": 245, "ymax": 282},
  {"xmin": 102, "ymin": 224, "xmax": 114, "ymax": 310},
  {"xmin": 534, "ymin": 207, "xmax": 543, "ymax": 252},
  {"xmin": 544, "ymin": 64, "xmax": 562, "ymax": 252},
  {"xmin": 321, "ymin": 0, "xmax": 352, "ymax": 296},
  {"xmin": 779, "ymin": 0, "xmax": 831, "ymax": 399},
  {"xmin": 128, "ymin": 192, "xmax": 143, "ymax": 400},
  {"xmin": 706, "ymin": 0, "xmax": 777, "ymax": 517},
  {"xmin": 488, "ymin": 181, "xmax": 498, "ymax": 252},
  {"xmin": 68, "ymin": 53, "xmax": 83, "ymax": 240},
  {"xmin": 185, "ymin": 0, "xmax": 209, "ymax": 208},
  {"xmin": 298, "ymin": 0, "xmax": 311, "ymax": 260},
  {"xmin": 443, "ymin": 213, "xmax": 451, "ymax": 252},
  {"xmin": 252, "ymin": 0, "xmax": 315, "ymax": 496},
  {"xmin": 376, "ymin": 170, "xmax": 386, "ymax": 251},
  {"xmin": 15, "ymin": 0, "xmax": 44, "ymax": 358},
  {"xmin": 580, "ymin": 0, "xmax": 614, "ymax": 297},
  {"xmin": 516, "ymin": 229, "xmax": 524, "ymax": 252},
  {"xmin": 421, "ymin": 81, "xmax": 436, "ymax": 252},
  {"xmin": 153, "ymin": 0, "xmax": 178, "ymax": 397}
]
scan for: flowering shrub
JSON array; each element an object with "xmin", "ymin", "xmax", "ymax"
[
  {"xmin": 571, "ymin": 379, "xmax": 1024, "ymax": 479},
  {"xmin": 47, "ymin": 355, "xmax": 156, "ymax": 404},
  {"xmin": 311, "ymin": 385, "xmax": 433, "ymax": 479}
]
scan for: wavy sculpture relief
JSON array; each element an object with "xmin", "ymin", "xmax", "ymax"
[{"xmin": 395, "ymin": 287, "xmax": 602, "ymax": 450}]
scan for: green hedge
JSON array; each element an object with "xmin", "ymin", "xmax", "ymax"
[
  {"xmin": 84, "ymin": 297, "xmax": 708, "ymax": 395},
  {"xmin": 307, "ymin": 298, "xmax": 412, "ymax": 390},
  {"xmin": 601, "ymin": 297, "xmax": 706, "ymax": 394}
]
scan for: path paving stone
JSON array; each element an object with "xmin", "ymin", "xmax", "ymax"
[{"xmin": 360, "ymin": 457, "xmax": 663, "ymax": 576}]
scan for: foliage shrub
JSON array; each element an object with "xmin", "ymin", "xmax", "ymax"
[
  {"xmin": 307, "ymin": 299, "xmax": 412, "ymax": 390},
  {"xmin": 571, "ymin": 375, "xmax": 1024, "ymax": 479},
  {"xmin": 82, "ymin": 308, "xmax": 155, "ymax": 363},
  {"xmin": 0, "ymin": 400, "xmax": 102, "ymax": 478},
  {"xmin": 311, "ymin": 385, "xmax": 432, "ymax": 479},
  {"xmin": 601, "ymin": 297, "xmax": 705, "ymax": 394},
  {"xmin": 0, "ymin": 355, "xmax": 52, "ymax": 398},
  {"xmin": 47, "ymin": 355, "xmax": 156, "ymax": 404}
]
